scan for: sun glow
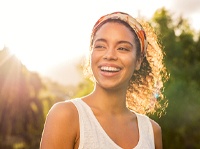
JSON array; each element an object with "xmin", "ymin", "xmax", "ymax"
[
  {"xmin": 0, "ymin": 21, "xmax": 91, "ymax": 74},
  {"xmin": 0, "ymin": 0, "xmax": 199, "ymax": 77},
  {"xmin": 0, "ymin": 39, "xmax": 4, "ymax": 51}
]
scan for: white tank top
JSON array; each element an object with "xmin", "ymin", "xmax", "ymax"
[{"xmin": 71, "ymin": 98, "xmax": 155, "ymax": 149}]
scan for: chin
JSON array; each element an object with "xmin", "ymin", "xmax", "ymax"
[{"xmin": 96, "ymin": 81, "xmax": 127, "ymax": 92}]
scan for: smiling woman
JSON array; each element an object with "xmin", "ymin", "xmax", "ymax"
[{"xmin": 40, "ymin": 11, "xmax": 168, "ymax": 149}]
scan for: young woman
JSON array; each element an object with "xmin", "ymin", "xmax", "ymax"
[{"xmin": 40, "ymin": 11, "xmax": 168, "ymax": 149}]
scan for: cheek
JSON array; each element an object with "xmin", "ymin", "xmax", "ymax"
[
  {"xmin": 124, "ymin": 57, "xmax": 138, "ymax": 73},
  {"xmin": 91, "ymin": 50, "xmax": 103, "ymax": 63},
  {"xmin": 91, "ymin": 51, "xmax": 96, "ymax": 65},
  {"xmin": 90, "ymin": 51, "xmax": 99, "ymax": 71}
]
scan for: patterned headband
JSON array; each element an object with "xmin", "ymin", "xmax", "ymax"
[{"xmin": 92, "ymin": 11, "xmax": 148, "ymax": 57}]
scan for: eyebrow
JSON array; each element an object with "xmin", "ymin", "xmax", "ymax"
[
  {"xmin": 94, "ymin": 38, "xmax": 134, "ymax": 47},
  {"xmin": 118, "ymin": 41, "xmax": 134, "ymax": 47},
  {"xmin": 94, "ymin": 38, "xmax": 107, "ymax": 43}
]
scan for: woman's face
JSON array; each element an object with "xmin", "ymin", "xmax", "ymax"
[{"xmin": 91, "ymin": 22, "xmax": 141, "ymax": 90}]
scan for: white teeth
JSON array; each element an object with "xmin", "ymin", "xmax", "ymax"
[{"xmin": 100, "ymin": 66, "xmax": 120, "ymax": 72}]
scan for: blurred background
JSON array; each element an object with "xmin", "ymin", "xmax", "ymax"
[{"xmin": 0, "ymin": 0, "xmax": 200, "ymax": 148}]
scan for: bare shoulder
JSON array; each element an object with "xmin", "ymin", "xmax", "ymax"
[
  {"xmin": 40, "ymin": 100, "xmax": 79, "ymax": 149},
  {"xmin": 44, "ymin": 100, "xmax": 79, "ymax": 131},
  {"xmin": 47, "ymin": 100, "xmax": 78, "ymax": 121},
  {"xmin": 149, "ymin": 118, "xmax": 163, "ymax": 149}
]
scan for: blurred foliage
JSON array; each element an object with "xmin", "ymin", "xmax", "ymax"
[
  {"xmin": 0, "ymin": 7, "xmax": 200, "ymax": 149},
  {"xmin": 0, "ymin": 48, "xmax": 73, "ymax": 149},
  {"xmin": 149, "ymin": 8, "xmax": 200, "ymax": 148},
  {"xmin": 73, "ymin": 78, "xmax": 94, "ymax": 98}
]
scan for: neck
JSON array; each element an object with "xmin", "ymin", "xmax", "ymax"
[{"xmin": 84, "ymin": 83, "xmax": 128, "ymax": 114}]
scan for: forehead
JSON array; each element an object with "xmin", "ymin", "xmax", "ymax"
[
  {"xmin": 94, "ymin": 19, "xmax": 134, "ymax": 34},
  {"xmin": 93, "ymin": 22, "xmax": 135, "ymax": 42}
]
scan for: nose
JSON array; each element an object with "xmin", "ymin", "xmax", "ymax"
[{"xmin": 103, "ymin": 48, "xmax": 118, "ymax": 60}]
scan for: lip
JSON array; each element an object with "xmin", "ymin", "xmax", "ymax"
[
  {"xmin": 98, "ymin": 63, "xmax": 122, "ymax": 77},
  {"xmin": 98, "ymin": 63, "xmax": 122, "ymax": 69}
]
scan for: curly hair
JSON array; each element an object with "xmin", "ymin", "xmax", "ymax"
[
  {"xmin": 127, "ymin": 20, "xmax": 169, "ymax": 116},
  {"xmin": 83, "ymin": 17, "xmax": 169, "ymax": 116}
]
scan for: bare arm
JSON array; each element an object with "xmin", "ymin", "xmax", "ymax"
[
  {"xmin": 40, "ymin": 101, "xmax": 79, "ymax": 149},
  {"xmin": 150, "ymin": 120, "xmax": 163, "ymax": 149}
]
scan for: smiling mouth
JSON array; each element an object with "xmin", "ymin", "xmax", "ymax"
[{"xmin": 100, "ymin": 66, "xmax": 121, "ymax": 72}]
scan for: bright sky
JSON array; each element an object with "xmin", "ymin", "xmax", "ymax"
[{"xmin": 0, "ymin": 0, "xmax": 200, "ymax": 75}]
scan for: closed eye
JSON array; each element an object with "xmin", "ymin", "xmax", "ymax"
[
  {"xmin": 118, "ymin": 47, "xmax": 130, "ymax": 51},
  {"xmin": 95, "ymin": 45, "xmax": 105, "ymax": 49}
]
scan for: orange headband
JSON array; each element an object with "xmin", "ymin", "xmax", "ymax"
[{"xmin": 92, "ymin": 11, "xmax": 148, "ymax": 57}]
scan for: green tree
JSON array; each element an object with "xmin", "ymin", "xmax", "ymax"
[
  {"xmin": 0, "ymin": 47, "xmax": 70, "ymax": 149},
  {"xmin": 150, "ymin": 8, "xmax": 200, "ymax": 148},
  {"xmin": 73, "ymin": 78, "xmax": 94, "ymax": 98},
  {"xmin": 0, "ymin": 47, "xmax": 46, "ymax": 148}
]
